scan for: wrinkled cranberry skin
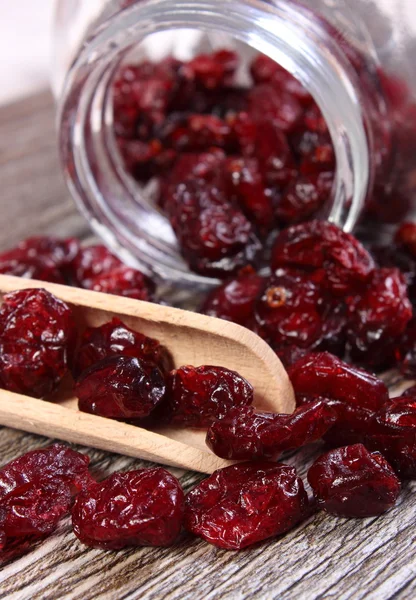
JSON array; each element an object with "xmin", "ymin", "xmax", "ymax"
[
  {"xmin": 347, "ymin": 268, "xmax": 412, "ymax": 368},
  {"xmin": 271, "ymin": 220, "xmax": 374, "ymax": 295},
  {"xmin": 0, "ymin": 237, "xmax": 80, "ymax": 284},
  {"xmin": 170, "ymin": 203, "xmax": 261, "ymax": 277},
  {"xmin": 68, "ymin": 245, "xmax": 122, "ymax": 288},
  {"xmin": 72, "ymin": 468, "xmax": 184, "ymax": 549},
  {"xmin": 254, "ymin": 120, "xmax": 297, "ymax": 188},
  {"xmin": 88, "ymin": 266, "xmax": 155, "ymax": 301},
  {"xmin": 74, "ymin": 317, "xmax": 172, "ymax": 378},
  {"xmin": 0, "ymin": 289, "xmax": 76, "ymax": 398},
  {"xmin": 248, "ymin": 85, "xmax": 303, "ymax": 133},
  {"xmin": 76, "ymin": 355, "xmax": 165, "ymax": 420},
  {"xmin": 364, "ymin": 398, "xmax": 416, "ymax": 479},
  {"xmin": 164, "ymin": 365, "xmax": 253, "ymax": 427},
  {"xmin": 0, "ymin": 444, "xmax": 92, "ymax": 548},
  {"xmin": 395, "ymin": 318, "xmax": 416, "ymax": 377},
  {"xmin": 206, "ymin": 399, "xmax": 336, "ymax": 460},
  {"xmin": 308, "ymin": 444, "xmax": 401, "ymax": 518},
  {"xmin": 276, "ymin": 172, "xmax": 333, "ymax": 225},
  {"xmin": 320, "ymin": 400, "xmax": 375, "ymax": 449},
  {"xmin": 251, "ymin": 270, "xmax": 325, "ymax": 352},
  {"xmin": 184, "ymin": 462, "xmax": 308, "ymax": 550},
  {"xmin": 201, "ymin": 268, "xmax": 264, "ymax": 326},
  {"xmin": 288, "ymin": 352, "xmax": 389, "ymax": 412}
]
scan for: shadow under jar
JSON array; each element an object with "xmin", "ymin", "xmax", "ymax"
[{"xmin": 53, "ymin": 0, "xmax": 416, "ymax": 297}]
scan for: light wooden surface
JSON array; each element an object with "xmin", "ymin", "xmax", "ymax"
[{"xmin": 0, "ymin": 91, "xmax": 415, "ymax": 600}]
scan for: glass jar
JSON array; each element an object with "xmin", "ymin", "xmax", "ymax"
[{"xmin": 53, "ymin": 0, "xmax": 416, "ymax": 294}]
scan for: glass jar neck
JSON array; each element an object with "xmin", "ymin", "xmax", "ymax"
[{"xmin": 58, "ymin": 0, "xmax": 374, "ymax": 290}]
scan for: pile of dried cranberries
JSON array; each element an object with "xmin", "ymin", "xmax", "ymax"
[{"xmin": 1, "ymin": 50, "xmax": 416, "ymax": 555}]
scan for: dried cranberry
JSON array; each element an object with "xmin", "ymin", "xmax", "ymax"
[
  {"xmin": 206, "ymin": 399, "xmax": 336, "ymax": 460},
  {"xmin": 271, "ymin": 220, "xmax": 375, "ymax": 295},
  {"xmin": 175, "ymin": 115, "xmax": 231, "ymax": 151},
  {"xmin": 184, "ymin": 462, "xmax": 308, "ymax": 550},
  {"xmin": 223, "ymin": 157, "xmax": 274, "ymax": 232},
  {"xmin": 307, "ymin": 444, "xmax": 401, "ymax": 518},
  {"xmin": 226, "ymin": 112, "xmax": 257, "ymax": 156},
  {"xmin": 201, "ymin": 267, "xmax": 264, "ymax": 326},
  {"xmin": 74, "ymin": 317, "xmax": 171, "ymax": 378},
  {"xmin": 0, "ymin": 444, "xmax": 91, "ymax": 548},
  {"xmin": 394, "ymin": 222, "xmax": 416, "ymax": 257},
  {"xmin": 364, "ymin": 399, "xmax": 416, "ymax": 479},
  {"xmin": 0, "ymin": 250, "xmax": 65, "ymax": 284},
  {"xmin": 68, "ymin": 245, "xmax": 122, "ymax": 288},
  {"xmin": 255, "ymin": 120, "xmax": 297, "ymax": 188},
  {"xmin": 288, "ymin": 352, "xmax": 389, "ymax": 411},
  {"xmin": 88, "ymin": 266, "xmax": 155, "ymax": 301},
  {"xmin": 72, "ymin": 468, "xmax": 184, "ymax": 549},
  {"xmin": 248, "ymin": 84, "xmax": 303, "ymax": 133},
  {"xmin": 396, "ymin": 318, "xmax": 416, "ymax": 377},
  {"xmin": 170, "ymin": 203, "xmax": 261, "ymax": 277},
  {"xmin": 321, "ymin": 400, "xmax": 375, "ymax": 448},
  {"xmin": 347, "ymin": 268, "xmax": 412, "ymax": 368},
  {"xmin": 276, "ymin": 172, "xmax": 333, "ymax": 224},
  {"xmin": 76, "ymin": 355, "xmax": 165, "ymax": 420},
  {"xmin": 251, "ymin": 270, "xmax": 325, "ymax": 352},
  {"xmin": 250, "ymin": 54, "xmax": 312, "ymax": 105},
  {"xmin": 164, "ymin": 365, "xmax": 253, "ymax": 427},
  {"xmin": 0, "ymin": 289, "xmax": 76, "ymax": 398},
  {"xmin": 188, "ymin": 54, "xmax": 229, "ymax": 90}
]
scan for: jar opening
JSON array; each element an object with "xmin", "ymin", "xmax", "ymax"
[{"xmin": 58, "ymin": 0, "xmax": 370, "ymax": 291}]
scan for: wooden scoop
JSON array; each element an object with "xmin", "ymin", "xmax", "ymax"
[{"xmin": 0, "ymin": 274, "xmax": 294, "ymax": 473}]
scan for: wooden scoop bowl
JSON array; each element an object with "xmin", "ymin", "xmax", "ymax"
[{"xmin": 0, "ymin": 275, "xmax": 294, "ymax": 473}]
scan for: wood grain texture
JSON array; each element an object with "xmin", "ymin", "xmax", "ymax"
[{"xmin": 0, "ymin": 91, "xmax": 415, "ymax": 600}]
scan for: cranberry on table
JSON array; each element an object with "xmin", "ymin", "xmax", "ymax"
[
  {"xmin": 17, "ymin": 237, "xmax": 81, "ymax": 273},
  {"xmin": 307, "ymin": 444, "xmax": 401, "ymax": 518},
  {"xmin": 72, "ymin": 468, "xmax": 184, "ymax": 549},
  {"xmin": 74, "ymin": 317, "xmax": 172, "ymax": 378},
  {"xmin": 0, "ymin": 288, "xmax": 76, "ymax": 398},
  {"xmin": 271, "ymin": 220, "xmax": 375, "ymax": 295},
  {"xmin": 347, "ymin": 268, "xmax": 412, "ymax": 368},
  {"xmin": 76, "ymin": 355, "xmax": 166, "ymax": 420},
  {"xmin": 88, "ymin": 266, "xmax": 155, "ymax": 301},
  {"xmin": 288, "ymin": 352, "xmax": 389, "ymax": 412},
  {"xmin": 206, "ymin": 399, "xmax": 336, "ymax": 460},
  {"xmin": 201, "ymin": 267, "xmax": 264, "ymax": 326},
  {"xmin": 364, "ymin": 397, "xmax": 416, "ymax": 479},
  {"xmin": 163, "ymin": 365, "xmax": 253, "ymax": 427},
  {"xmin": 184, "ymin": 462, "xmax": 308, "ymax": 550},
  {"xmin": 251, "ymin": 269, "xmax": 326, "ymax": 353},
  {"xmin": 0, "ymin": 444, "xmax": 92, "ymax": 549}
]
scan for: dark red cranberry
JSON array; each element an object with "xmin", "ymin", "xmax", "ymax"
[
  {"xmin": 170, "ymin": 203, "xmax": 261, "ymax": 277},
  {"xmin": 223, "ymin": 157, "xmax": 274, "ymax": 232},
  {"xmin": 321, "ymin": 400, "xmax": 375, "ymax": 448},
  {"xmin": 308, "ymin": 444, "xmax": 401, "ymax": 518},
  {"xmin": 176, "ymin": 115, "xmax": 231, "ymax": 151},
  {"xmin": 396, "ymin": 318, "xmax": 416, "ymax": 377},
  {"xmin": 251, "ymin": 270, "xmax": 325, "ymax": 351},
  {"xmin": 68, "ymin": 245, "xmax": 122, "ymax": 288},
  {"xmin": 206, "ymin": 399, "xmax": 336, "ymax": 460},
  {"xmin": 394, "ymin": 222, "xmax": 416, "ymax": 257},
  {"xmin": 276, "ymin": 172, "xmax": 333, "ymax": 224},
  {"xmin": 250, "ymin": 54, "xmax": 312, "ymax": 105},
  {"xmin": 201, "ymin": 267, "xmax": 264, "ymax": 326},
  {"xmin": 188, "ymin": 54, "xmax": 230, "ymax": 90},
  {"xmin": 0, "ymin": 250, "xmax": 65, "ymax": 284},
  {"xmin": 76, "ymin": 355, "xmax": 166, "ymax": 420},
  {"xmin": 118, "ymin": 139, "xmax": 174, "ymax": 182},
  {"xmin": 248, "ymin": 84, "xmax": 303, "ymax": 133},
  {"xmin": 347, "ymin": 268, "xmax": 412, "ymax": 368},
  {"xmin": 74, "ymin": 317, "xmax": 171, "ymax": 378},
  {"xmin": 271, "ymin": 220, "xmax": 375, "ymax": 295},
  {"xmin": 17, "ymin": 237, "xmax": 80, "ymax": 273},
  {"xmin": 364, "ymin": 399, "xmax": 416, "ymax": 479},
  {"xmin": 288, "ymin": 352, "xmax": 389, "ymax": 411},
  {"xmin": 88, "ymin": 266, "xmax": 155, "ymax": 301},
  {"xmin": 255, "ymin": 119, "xmax": 297, "ymax": 188},
  {"xmin": 0, "ymin": 289, "xmax": 76, "ymax": 398},
  {"xmin": 0, "ymin": 444, "xmax": 92, "ymax": 548},
  {"xmin": 226, "ymin": 112, "xmax": 257, "ymax": 156},
  {"xmin": 163, "ymin": 365, "xmax": 253, "ymax": 427},
  {"xmin": 72, "ymin": 468, "xmax": 184, "ymax": 549},
  {"xmin": 184, "ymin": 462, "xmax": 308, "ymax": 550}
]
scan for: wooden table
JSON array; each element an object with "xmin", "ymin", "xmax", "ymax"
[{"xmin": 0, "ymin": 92, "xmax": 415, "ymax": 600}]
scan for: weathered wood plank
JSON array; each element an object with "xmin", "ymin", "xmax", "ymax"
[{"xmin": 0, "ymin": 91, "xmax": 415, "ymax": 600}]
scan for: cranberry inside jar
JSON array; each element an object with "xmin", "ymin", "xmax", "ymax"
[{"xmin": 55, "ymin": 0, "xmax": 416, "ymax": 300}]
